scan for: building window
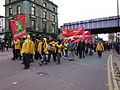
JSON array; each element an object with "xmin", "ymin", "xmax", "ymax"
[
  {"xmin": 31, "ymin": 20, "xmax": 35, "ymax": 30},
  {"xmin": 52, "ymin": 15, "xmax": 55, "ymax": 22},
  {"xmin": 31, "ymin": 5, "xmax": 35, "ymax": 15},
  {"xmin": 43, "ymin": 11, "xmax": 47, "ymax": 19},
  {"xmin": 53, "ymin": 7, "xmax": 55, "ymax": 12},
  {"xmin": 9, "ymin": 7, "xmax": 13, "ymax": 16},
  {"xmin": 43, "ymin": 2, "xmax": 47, "ymax": 7},
  {"xmin": 52, "ymin": 26, "xmax": 55, "ymax": 33},
  {"xmin": 43, "ymin": 23, "xmax": 47, "ymax": 33},
  {"xmin": 17, "ymin": 5, "xmax": 21, "ymax": 15},
  {"xmin": 9, "ymin": 0, "xmax": 12, "ymax": 3},
  {"xmin": 31, "ymin": 0, "xmax": 35, "ymax": 2}
]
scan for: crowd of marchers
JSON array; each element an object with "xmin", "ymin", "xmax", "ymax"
[{"xmin": 10, "ymin": 35, "xmax": 115, "ymax": 69}]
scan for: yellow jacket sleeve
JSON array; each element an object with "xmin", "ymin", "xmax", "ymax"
[
  {"xmin": 29, "ymin": 41, "xmax": 35, "ymax": 54},
  {"xmin": 21, "ymin": 41, "xmax": 27, "ymax": 54},
  {"xmin": 44, "ymin": 42, "xmax": 49, "ymax": 54},
  {"xmin": 14, "ymin": 39, "xmax": 20, "ymax": 49},
  {"xmin": 37, "ymin": 42, "xmax": 42, "ymax": 52},
  {"xmin": 56, "ymin": 44, "xmax": 62, "ymax": 53}
]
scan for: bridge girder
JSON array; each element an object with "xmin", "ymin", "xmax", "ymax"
[{"xmin": 86, "ymin": 27, "xmax": 120, "ymax": 34}]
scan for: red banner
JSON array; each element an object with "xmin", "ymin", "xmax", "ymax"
[
  {"xmin": 10, "ymin": 14, "xmax": 26, "ymax": 39},
  {"xmin": 62, "ymin": 31, "xmax": 90, "ymax": 42},
  {"xmin": 62, "ymin": 27, "xmax": 84, "ymax": 37}
]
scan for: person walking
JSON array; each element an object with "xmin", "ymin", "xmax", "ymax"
[
  {"xmin": 63, "ymin": 41, "xmax": 69, "ymax": 60},
  {"xmin": 96, "ymin": 42, "xmax": 104, "ymax": 58},
  {"xmin": 39, "ymin": 38, "xmax": 49, "ymax": 66},
  {"xmin": 37, "ymin": 40, "xmax": 43, "ymax": 65},
  {"xmin": 69, "ymin": 40, "xmax": 76, "ymax": 61},
  {"xmin": 48, "ymin": 38, "xmax": 56, "ymax": 62},
  {"xmin": 14, "ymin": 38, "xmax": 21, "ymax": 60},
  {"xmin": 21, "ymin": 35, "xmax": 33, "ymax": 69},
  {"xmin": 55, "ymin": 40, "xmax": 62, "ymax": 64}
]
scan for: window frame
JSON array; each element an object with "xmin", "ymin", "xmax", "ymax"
[
  {"xmin": 52, "ymin": 25, "xmax": 55, "ymax": 33},
  {"xmin": 31, "ymin": 20, "xmax": 36, "ymax": 30},
  {"xmin": 17, "ymin": 5, "xmax": 21, "ymax": 15},
  {"xmin": 52, "ymin": 15, "xmax": 55, "ymax": 22},
  {"xmin": 43, "ymin": 2, "xmax": 47, "ymax": 7},
  {"xmin": 31, "ymin": 5, "xmax": 36, "ymax": 15},
  {"xmin": 43, "ymin": 11, "xmax": 47, "ymax": 19},
  {"xmin": 9, "ymin": 7, "xmax": 13, "ymax": 16}
]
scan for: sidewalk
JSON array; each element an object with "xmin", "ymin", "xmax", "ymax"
[{"xmin": 112, "ymin": 49, "xmax": 120, "ymax": 71}]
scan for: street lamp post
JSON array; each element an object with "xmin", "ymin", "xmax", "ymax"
[{"xmin": 117, "ymin": 0, "xmax": 120, "ymax": 43}]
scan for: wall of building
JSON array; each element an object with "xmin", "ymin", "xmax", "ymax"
[{"xmin": 4, "ymin": 0, "xmax": 58, "ymax": 39}]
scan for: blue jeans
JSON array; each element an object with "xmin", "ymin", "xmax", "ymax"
[
  {"xmin": 41, "ymin": 55, "xmax": 48, "ymax": 63},
  {"xmin": 64, "ymin": 50, "xmax": 68, "ymax": 58}
]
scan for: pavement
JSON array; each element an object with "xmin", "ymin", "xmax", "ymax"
[
  {"xmin": 0, "ymin": 49, "xmax": 109, "ymax": 90},
  {"xmin": 112, "ymin": 49, "xmax": 120, "ymax": 70}
]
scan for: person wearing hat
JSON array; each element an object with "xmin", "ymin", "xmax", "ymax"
[
  {"xmin": 37, "ymin": 40, "xmax": 43, "ymax": 64},
  {"xmin": 21, "ymin": 35, "xmax": 33, "ymax": 69},
  {"xmin": 39, "ymin": 38, "xmax": 49, "ymax": 66}
]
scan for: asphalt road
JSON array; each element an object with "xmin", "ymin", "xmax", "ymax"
[{"xmin": 0, "ymin": 50, "xmax": 109, "ymax": 90}]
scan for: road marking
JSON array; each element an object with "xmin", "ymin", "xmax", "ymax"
[{"xmin": 107, "ymin": 52, "xmax": 113, "ymax": 90}]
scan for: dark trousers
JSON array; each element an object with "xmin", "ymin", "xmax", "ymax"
[
  {"xmin": 30, "ymin": 54, "xmax": 34, "ymax": 62},
  {"xmin": 48, "ymin": 51, "xmax": 56, "ymax": 62},
  {"xmin": 12, "ymin": 49, "xmax": 16, "ymax": 60},
  {"xmin": 15, "ymin": 49, "xmax": 21, "ymax": 60},
  {"xmin": 56, "ymin": 53, "xmax": 61, "ymax": 64},
  {"xmin": 23, "ymin": 53, "xmax": 30, "ymax": 68},
  {"xmin": 97, "ymin": 50, "xmax": 102, "ymax": 57},
  {"xmin": 79, "ymin": 50, "xmax": 85, "ymax": 58}
]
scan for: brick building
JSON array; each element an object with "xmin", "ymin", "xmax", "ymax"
[{"xmin": 4, "ymin": 0, "xmax": 58, "ymax": 39}]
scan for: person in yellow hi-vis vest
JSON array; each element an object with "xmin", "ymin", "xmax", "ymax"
[
  {"xmin": 37, "ymin": 40, "xmax": 43, "ymax": 64},
  {"xmin": 55, "ymin": 40, "xmax": 62, "ymax": 64},
  {"xmin": 39, "ymin": 38, "xmax": 49, "ymax": 66},
  {"xmin": 48, "ymin": 38, "xmax": 56, "ymax": 62},
  {"xmin": 14, "ymin": 38, "xmax": 21, "ymax": 60},
  {"xmin": 21, "ymin": 35, "xmax": 33, "ymax": 69},
  {"xmin": 96, "ymin": 42, "xmax": 104, "ymax": 58}
]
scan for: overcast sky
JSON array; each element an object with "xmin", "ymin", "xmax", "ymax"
[{"xmin": 0, "ymin": 0, "xmax": 119, "ymax": 40}]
